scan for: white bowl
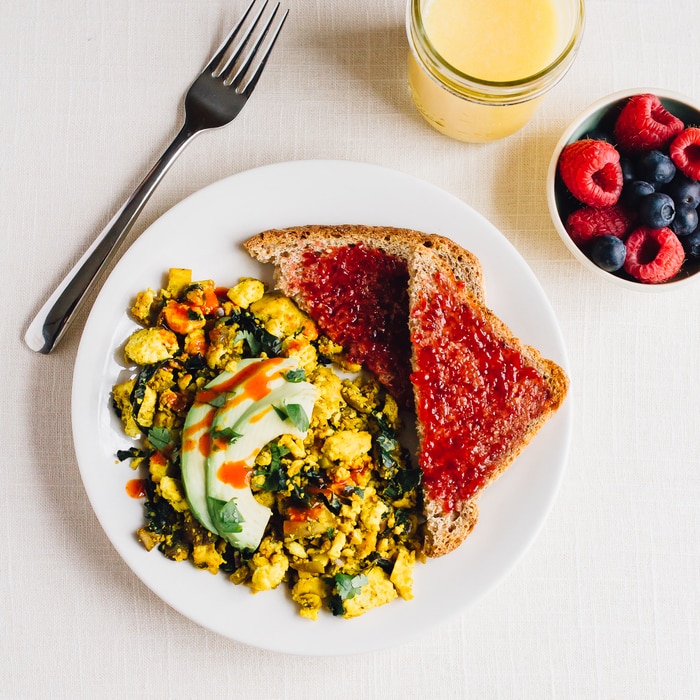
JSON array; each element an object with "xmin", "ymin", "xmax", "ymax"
[{"xmin": 546, "ymin": 87, "xmax": 700, "ymax": 291}]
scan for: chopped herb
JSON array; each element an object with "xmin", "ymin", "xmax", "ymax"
[
  {"xmin": 116, "ymin": 447, "xmax": 143, "ymax": 461},
  {"xmin": 229, "ymin": 309, "xmax": 282, "ymax": 357},
  {"xmin": 319, "ymin": 491, "xmax": 342, "ymax": 515},
  {"xmin": 273, "ymin": 401, "xmax": 310, "ymax": 432},
  {"xmin": 206, "ymin": 393, "xmax": 227, "ymax": 408},
  {"xmin": 283, "ymin": 368, "xmax": 307, "ymax": 383},
  {"xmin": 147, "ymin": 426, "xmax": 172, "ymax": 452},
  {"xmin": 233, "ymin": 329, "xmax": 261, "ymax": 356},
  {"xmin": 210, "ymin": 426, "xmax": 242, "ymax": 445},
  {"xmin": 209, "ymin": 497, "xmax": 244, "ymax": 533},
  {"xmin": 334, "ymin": 572, "xmax": 368, "ymax": 601},
  {"xmin": 254, "ymin": 443, "xmax": 290, "ymax": 492},
  {"xmin": 383, "ymin": 467, "xmax": 422, "ymax": 501}
]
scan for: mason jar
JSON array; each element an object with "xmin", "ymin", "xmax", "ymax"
[{"xmin": 407, "ymin": 0, "xmax": 586, "ymax": 142}]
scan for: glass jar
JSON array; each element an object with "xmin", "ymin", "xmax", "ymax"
[{"xmin": 406, "ymin": 0, "xmax": 586, "ymax": 142}]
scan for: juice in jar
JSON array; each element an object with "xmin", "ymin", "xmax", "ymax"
[{"xmin": 407, "ymin": 0, "xmax": 584, "ymax": 142}]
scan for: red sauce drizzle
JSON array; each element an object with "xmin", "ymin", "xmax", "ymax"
[
  {"xmin": 125, "ymin": 478, "xmax": 147, "ymax": 499},
  {"xmin": 195, "ymin": 357, "xmax": 284, "ymax": 405},
  {"xmin": 295, "ymin": 244, "xmax": 413, "ymax": 406},
  {"xmin": 411, "ymin": 272, "xmax": 552, "ymax": 512},
  {"xmin": 217, "ymin": 460, "xmax": 251, "ymax": 488}
]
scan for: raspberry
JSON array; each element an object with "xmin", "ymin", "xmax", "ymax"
[
  {"xmin": 669, "ymin": 127, "xmax": 700, "ymax": 180},
  {"xmin": 623, "ymin": 226, "xmax": 685, "ymax": 283},
  {"xmin": 613, "ymin": 94, "xmax": 684, "ymax": 153},
  {"xmin": 565, "ymin": 204, "xmax": 634, "ymax": 245},
  {"xmin": 558, "ymin": 140, "xmax": 623, "ymax": 207}
]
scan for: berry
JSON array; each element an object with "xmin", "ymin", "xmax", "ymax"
[
  {"xmin": 624, "ymin": 226, "xmax": 685, "ymax": 283},
  {"xmin": 558, "ymin": 139, "xmax": 623, "ymax": 207},
  {"xmin": 664, "ymin": 174, "xmax": 700, "ymax": 208},
  {"xmin": 681, "ymin": 228, "xmax": 700, "ymax": 259},
  {"xmin": 623, "ymin": 180, "xmax": 655, "ymax": 208},
  {"xmin": 588, "ymin": 235, "xmax": 626, "ymax": 272},
  {"xmin": 669, "ymin": 127, "xmax": 700, "ymax": 180},
  {"xmin": 638, "ymin": 192, "xmax": 675, "ymax": 228},
  {"xmin": 613, "ymin": 93, "xmax": 684, "ymax": 153},
  {"xmin": 671, "ymin": 204, "xmax": 698, "ymax": 236},
  {"xmin": 565, "ymin": 204, "xmax": 633, "ymax": 244},
  {"xmin": 635, "ymin": 150, "xmax": 676, "ymax": 186}
]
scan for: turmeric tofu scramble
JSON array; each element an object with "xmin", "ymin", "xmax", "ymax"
[{"xmin": 111, "ymin": 268, "xmax": 425, "ymax": 620}]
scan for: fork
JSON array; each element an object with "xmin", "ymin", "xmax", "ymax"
[{"xmin": 25, "ymin": 0, "xmax": 288, "ymax": 354}]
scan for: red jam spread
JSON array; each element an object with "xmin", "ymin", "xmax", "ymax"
[
  {"xmin": 295, "ymin": 244, "xmax": 412, "ymax": 405},
  {"xmin": 411, "ymin": 272, "xmax": 552, "ymax": 512}
]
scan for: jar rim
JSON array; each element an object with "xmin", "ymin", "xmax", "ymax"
[{"xmin": 407, "ymin": 0, "xmax": 586, "ymax": 104}]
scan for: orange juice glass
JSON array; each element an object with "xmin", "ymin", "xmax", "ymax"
[{"xmin": 407, "ymin": 0, "xmax": 585, "ymax": 142}]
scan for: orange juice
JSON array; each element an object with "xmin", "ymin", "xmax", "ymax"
[{"xmin": 407, "ymin": 0, "xmax": 585, "ymax": 142}]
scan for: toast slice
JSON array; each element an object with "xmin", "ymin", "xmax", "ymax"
[
  {"xmin": 406, "ymin": 245, "xmax": 569, "ymax": 557},
  {"xmin": 244, "ymin": 224, "xmax": 484, "ymax": 408}
]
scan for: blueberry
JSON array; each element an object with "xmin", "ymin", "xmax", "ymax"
[
  {"xmin": 588, "ymin": 235, "xmax": 626, "ymax": 272},
  {"xmin": 636, "ymin": 150, "xmax": 676, "ymax": 187},
  {"xmin": 672, "ymin": 205, "xmax": 699, "ymax": 236},
  {"xmin": 664, "ymin": 174, "xmax": 700, "ymax": 208},
  {"xmin": 623, "ymin": 180, "xmax": 655, "ymax": 207},
  {"xmin": 620, "ymin": 157, "xmax": 636, "ymax": 183},
  {"xmin": 681, "ymin": 228, "xmax": 700, "ymax": 259},
  {"xmin": 638, "ymin": 192, "xmax": 676, "ymax": 228}
]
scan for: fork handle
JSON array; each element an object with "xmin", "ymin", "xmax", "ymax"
[{"xmin": 24, "ymin": 124, "xmax": 197, "ymax": 354}]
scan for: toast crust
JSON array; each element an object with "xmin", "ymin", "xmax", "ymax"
[{"xmin": 406, "ymin": 245, "xmax": 568, "ymax": 557}]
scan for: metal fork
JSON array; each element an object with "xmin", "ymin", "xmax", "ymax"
[{"xmin": 25, "ymin": 0, "xmax": 288, "ymax": 354}]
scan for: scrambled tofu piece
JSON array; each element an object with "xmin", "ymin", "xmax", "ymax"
[
  {"xmin": 292, "ymin": 575, "xmax": 330, "ymax": 621},
  {"xmin": 124, "ymin": 327, "xmax": 178, "ymax": 365},
  {"xmin": 341, "ymin": 567, "xmax": 398, "ymax": 618},
  {"xmin": 390, "ymin": 546, "xmax": 415, "ymax": 600},
  {"xmin": 249, "ymin": 538, "xmax": 289, "ymax": 592},
  {"xmin": 112, "ymin": 378, "xmax": 140, "ymax": 438},
  {"xmin": 322, "ymin": 430, "xmax": 372, "ymax": 464},
  {"xmin": 250, "ymin": 293, "xmax": 318, "ymax": 340},
  {"xmin": 227, "ymin": 278, "xmax": 265, "ymax": 308}
]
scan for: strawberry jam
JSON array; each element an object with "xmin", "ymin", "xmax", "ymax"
[
  {"xmin": 411, "ymin": 272, "xmax": 552, "ymax": 512},
  {"xmin": 295, "ymin": 244, "xmax": 413, "ymax": 406}
]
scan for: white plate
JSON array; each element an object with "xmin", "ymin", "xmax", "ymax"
[{"xmin": 72, "ymin": 159, "xmax": 572, "ymax": 656}]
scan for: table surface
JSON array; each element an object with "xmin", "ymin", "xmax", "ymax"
[{"xmin": 3, "ymin": 0, "xmax": 699, "ymax": 697}]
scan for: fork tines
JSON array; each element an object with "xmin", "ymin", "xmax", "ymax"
[{"xmin": 208, "ymin": 0, "xmax": 289, "ymax": 94}]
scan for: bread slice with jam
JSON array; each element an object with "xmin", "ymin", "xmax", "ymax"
[
  {"xmin": 244, "ymin": 224, "xmax": 484, "ymax": 408},
  {"xmin": 406, "ymin": 245, "xmax": 569, "ymax": 557}
]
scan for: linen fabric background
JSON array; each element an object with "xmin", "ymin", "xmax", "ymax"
[{"xmin": 2, "ymin": 1, "xmax": 698, "ymax": 698}]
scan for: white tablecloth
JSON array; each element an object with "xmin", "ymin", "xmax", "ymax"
[{"xmin": 3, "ymin": 0, "xmax": 699, "ymax": 697}]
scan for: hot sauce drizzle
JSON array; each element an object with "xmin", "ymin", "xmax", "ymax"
[{"xmin": 411, "ymin": 272, "xmax": 552, "ymax": 512}]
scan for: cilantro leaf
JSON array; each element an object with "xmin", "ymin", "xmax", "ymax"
[
  {"xmin": 334, "ymin": 572, "xmax": 368, "ymax": 601},
  {"xmin": 273, "ymin": 401, "xmax": 310, "ymax": 432},
  {"xmin": 147, "ymin": 426, "xmax": 172, "ymax": 452},
  {"xmin": 283, "ymin": 368, "xmax": 307, "ymax": 383},
  {"xmin": 208, "ymin": 497, "xmax": 245, "ymax": 533},
  {"xmin": 210, "ymin": 426, "xmax": 242, "ymax": 445}
]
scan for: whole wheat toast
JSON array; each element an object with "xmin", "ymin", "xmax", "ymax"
[
  {"xmin": 244, "ymin": 224, "xmax": 484, "ymax": 407},
  {"xmin": 406, "ymin": 245, "xmax": 569, "ymax": 557}
]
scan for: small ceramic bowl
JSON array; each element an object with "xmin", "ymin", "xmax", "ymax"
[{"xmin": 546, "ymin": 87, "xmax": 700, "ymax": 291}]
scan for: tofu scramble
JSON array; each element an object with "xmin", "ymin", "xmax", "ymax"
[{"xmin": 112, "ymin": 268, "xmax": 424, "ymax": 619}]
